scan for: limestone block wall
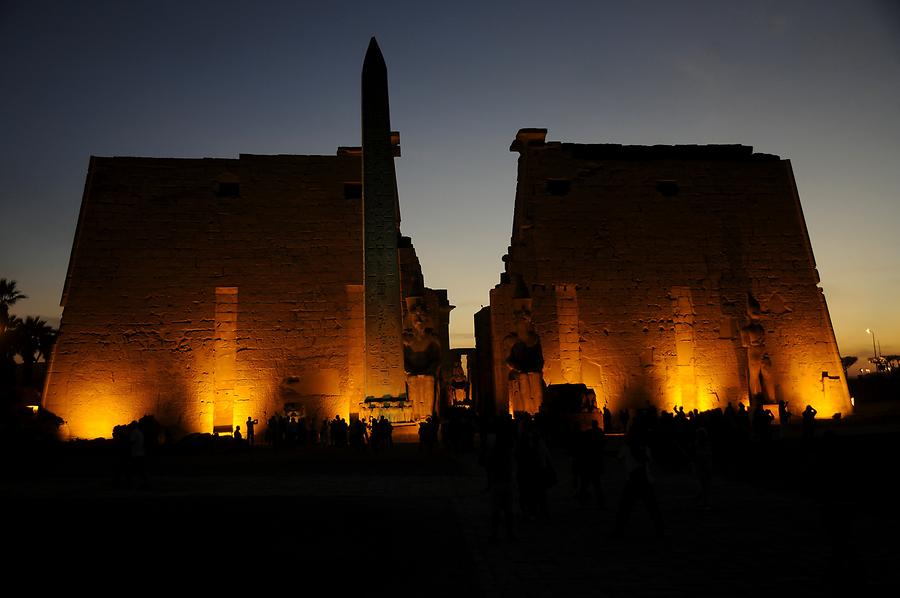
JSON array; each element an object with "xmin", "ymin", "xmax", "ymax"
[
  {"xmin": 486, "ymin": 130, "xmax": 850, "ymax": 416},
  {"xmin": 44, "ymin": 153, "xmax": 367, "ymax": 438}
]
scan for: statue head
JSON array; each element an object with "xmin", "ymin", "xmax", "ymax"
[
  {"xmin": 512, "ymin": 298, "xmax": 533, "ymax": 325},
  {"xmin": 511, "ymin": 299, "xmax": 536, "ymax": 340},
  {"xmin": 406, "ymin": 297, "xmax": 429, "ymax": 333}
]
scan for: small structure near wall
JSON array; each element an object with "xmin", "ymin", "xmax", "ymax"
[{"xmin": 480, "ymin": 128, "xmax": 851, "ymax": 419}]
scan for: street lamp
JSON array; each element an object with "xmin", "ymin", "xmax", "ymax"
[{"xmin": 866, "ymin": 328, "xmax": 878, "ymax": 359}]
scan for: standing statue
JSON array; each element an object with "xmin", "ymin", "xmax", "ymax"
[
  {"xmin": 741, "ymin": 294, "xmax": 774, "ymax": 407},
  {"xmin": 403, "ymin": 299, "xmax": 442, "ymax": 419},
  {"xmin": 503, "ymin": 299, "xmax": 545, "ymax": 414},
  {"xmin": 448, "ymin": 357, "xmax": 469, "ymax": 406}
]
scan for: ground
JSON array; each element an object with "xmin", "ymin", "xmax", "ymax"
[{"xmin": 3, "ymin": 426, "xmax": 896, "ymax": 597}]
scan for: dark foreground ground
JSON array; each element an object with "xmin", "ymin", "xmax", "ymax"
[{"xmin": 3, "ymin": 425, "xmax": 898, "ymax": 597}]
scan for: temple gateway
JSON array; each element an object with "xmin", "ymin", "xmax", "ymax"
[
  {"xmin": 477, "ymin": 130, "xmax": 850, "ymax": 419},
  {"xmin": 43, "ymin": 40, "xmax": 850, "ymax": 439}
]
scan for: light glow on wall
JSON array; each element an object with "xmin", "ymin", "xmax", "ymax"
[{"xmin": 62, "ymin": 381, "xmax": 144, "ymax": 439}]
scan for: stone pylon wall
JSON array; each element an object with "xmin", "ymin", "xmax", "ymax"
[
  {"xmin": 487, "ymin": 130, "xmax": 850, "ymax": 417},
  {"xmin": 44, "ymin": 153, "xmax": 368, "ymax": 438}
]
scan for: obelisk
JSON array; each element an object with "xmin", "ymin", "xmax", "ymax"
[{"xmin": 362, "ymin": 37, "xmax": 406, "ymax": 400}]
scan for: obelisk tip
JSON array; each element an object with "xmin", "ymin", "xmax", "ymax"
[{"xmin": 364, "ymin": 37, "xmax": 385, "ymax": 68}]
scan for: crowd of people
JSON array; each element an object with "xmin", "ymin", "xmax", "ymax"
[
  {"xmin": 479, "ymin": 398, "xmax": 830, "ymax": 542},
  {"xmin": 261, "ymin": 413, "xmax": 395, "ymax": 450},
  {"xmin": 481, "ymin": 415, "xmax": 557, "ymax": 542},
  {"xmin": 113, "ymin": 397, "xmax": 831, "ymax": 541}
]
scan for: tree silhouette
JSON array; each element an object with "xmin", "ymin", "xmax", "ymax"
[
  {"xmin": 0, "ymin": 278, "xmax": 27, "ymax": 334},
  {"xmin": 15, "ymin": 316, "xmax": 57, "ymax": 388},
  {"xmin": 0, "ymin": 280, "xmax": 58, "ymax": 393},
  {"xmin": 840, "ymin": 355, "xmax": 858, "ymax": 376}
]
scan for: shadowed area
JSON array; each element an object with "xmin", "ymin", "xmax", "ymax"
[{"xmin": 6, "ymin": 427, "xmax": 899, "ymax": 595}]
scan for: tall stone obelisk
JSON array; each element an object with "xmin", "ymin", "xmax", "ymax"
[{"xmin": 362, "ymin": 37, "xmax": 406, "ymax": 400}]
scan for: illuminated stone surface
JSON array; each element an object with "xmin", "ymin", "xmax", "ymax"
[
  {"xmin": 42, "ymin": 41, "xmax": 450, "ymax": 439},
  {"xmin": 213, "ymin": 286, "xmax": 238, "ymax": 432},
  {"xmin": 42, "ymin": 51, "xmax": 850, "ymax": 438},
  {"xmin": 484, "ymin": 129, "xmax": 851, "ymax": 417}
]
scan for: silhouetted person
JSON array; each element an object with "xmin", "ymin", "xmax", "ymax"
[
  {"xmin": 418, "ymin": 419, "xmax": 428, "ymax": 451},
  {"xmin": 419, "ymin": 416, "xmax": 437, "ymax": 454},
  {"xmin": 736, "ymin": 403, "xmax": 751, "ymax": 441},
  {"xmin": 265, "ymin": 415, "xmax": 276, "ymax": 445},
  {"xmin": 287, "ymin": 416, "xmax": 298, "ymax": 446},
  {"xmin": 612, "ymin": 430, "xmax": 664, "ymax": 539},
  {"xmin": 339, "ymin": 416, "xmax": 349, "ymax": 446},
  {"xmin": 802, "ymin": 405, "xmax": 818, "ymax": 439},
  {"xmin": 270, "ymin": 414, "xmax": 285, "ymax": 449},
  {"xmin": 349, "ymin": 417, "xmax": 367, "ymax": 450},
  {"xmin": 127, "ymin": 420, "xmax": 149, "ymax": 489},
  {"xmin": 234, "ymin": 425, "xmax": 243, "ymax": 441},
  {"xmin": 112, "ymin": 424, "xmax": 129, "ymax": 486},
  {"xmin": 752, "ymin": 404, "xmax": 775, "ymax": 441},
  {"xmin": 246, "ymin": 416, "xmax": 258, "ymax": 445},
  {"xmin": 516, "ymin": 420, "xmax": 553, "ymax": 520},
  {"xmin": 602, "ymin": 406, "xmax": 613, "ymax": 432},
  {"xmin": 320, "ymin": 418, "xmax": 330, "ymax": 447},
  {"xmin": 268, "ymin": 414, "xmax": 286, "ymax": 448},
  {"xmin": 487, "ymin": 418, "xmax": 517, "ymax": 542},
  {"xmin": 575, "ymin": 420, "xmax": 606, "ymax": 507},
  {"xmin": 308, "ymin": 418, "xmax": 319, "ymax": 445},
  {"xmin": 692, "ymin": 427, "xmax": 713, "ymax": 508},
  {"xmin": 776, "ymin": 400, "xmax": 791, "ymax": 438},
  {"xmin": 329, "ymin": 415, "xmax": 349, "ymax": 447},
  {"xmin": 377, "ymin": 416, "xmax": 392, "ymax": 448},
  {"xmin": 724, "ymin": 401, "xmax": 736, "ymax": 422},
  {"xmin": 297, "ymin": 417, "xmax": 309, "ymax": 446},
  {"xmin": 619, "ymin": 408, "xmax": 630, "ymax": 433}
]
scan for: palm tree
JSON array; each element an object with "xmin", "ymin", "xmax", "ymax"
[
  {"xmin": 15, "ymin": 316, "xmax": 57, "ymax": 388},
  {"xmin": 0, "ymin": 314, "xmax": 21, "ymax": 396},
  {"xmin": 0, "ymin": 278, "xmax": 28, "ymax": 334},
  {"xmin": 38, "ymin": 325, "xmax": 58, "ymax": 364},
  {"xmin": 1, "ymin": 315, "xmax": 22, "ymax": 359}
]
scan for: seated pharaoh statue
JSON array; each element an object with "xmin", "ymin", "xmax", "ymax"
[
  {"xmin": 403, "ymin": 299, "xmax": 442, "ymax": 419},
  {"xmin": 741, "ymin": 293, "xmax": 774, "ymax": 407},
  {"xmin": 503, "ymin": 299, "xmax": 545, "ymax": 414}
]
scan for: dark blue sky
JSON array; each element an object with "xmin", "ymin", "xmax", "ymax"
[{"xmin": 2, "ymin": 0, "xmax": 898, "ymax": 361}]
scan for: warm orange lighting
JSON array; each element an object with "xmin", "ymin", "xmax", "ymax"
[{"xmin": 66, "ymin": 393, "xmax": 131, "ymax": 439}]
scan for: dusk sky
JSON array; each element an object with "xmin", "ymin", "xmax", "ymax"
[{"xmin": 1, "ymin": 0, "xmax": 898, "ymax": 366}]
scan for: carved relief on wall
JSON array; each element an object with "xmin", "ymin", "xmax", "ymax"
[
  {"xmin": 503, "ymin": 295, "xmax": 545, "ymax": 414},
  {"xmin": 403, "ymin": 297, "xmax": 442, "ymax": 418},
  {"xmin": 740, "ymin": 293, "xmax": 774, "ymax": 406}
]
